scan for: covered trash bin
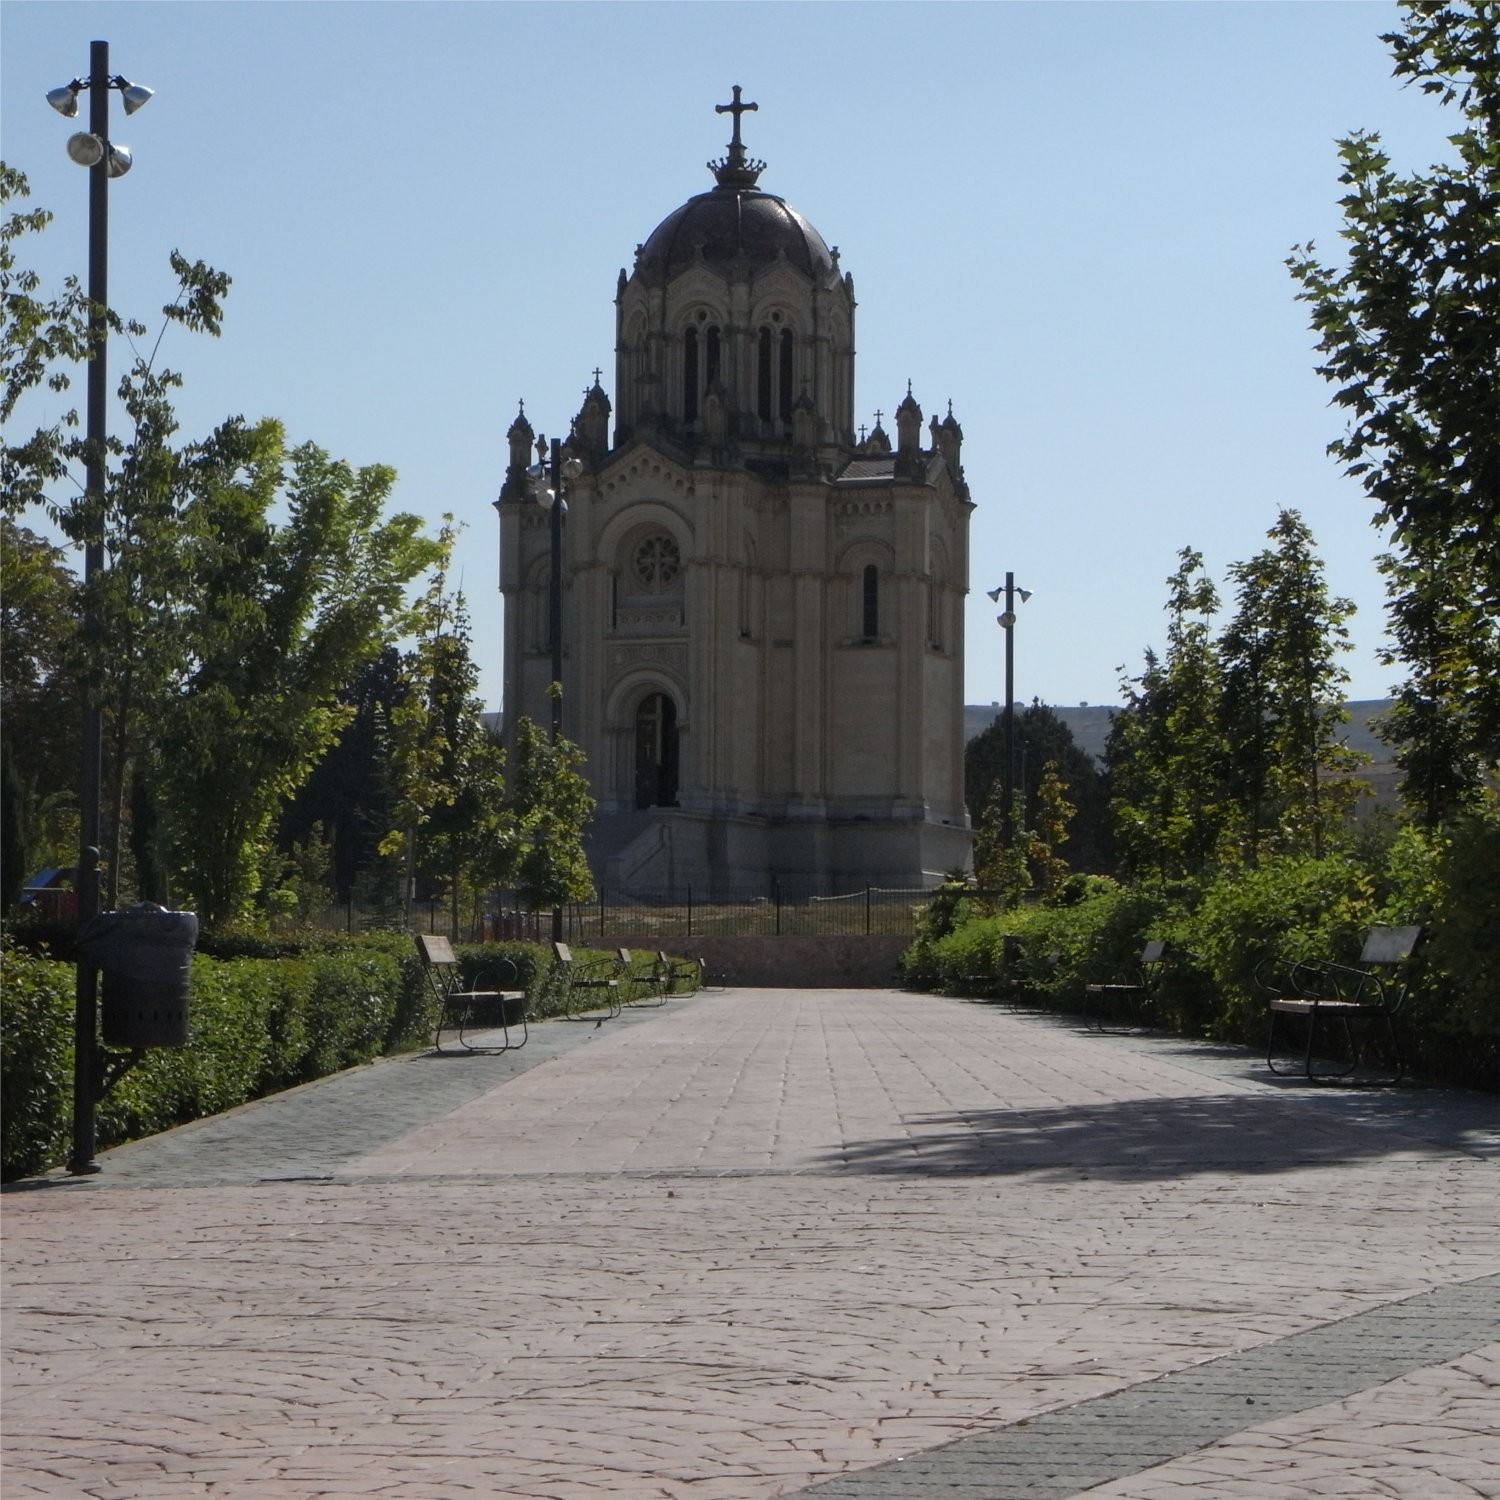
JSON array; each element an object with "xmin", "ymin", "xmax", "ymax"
[{"xmin": 78, "ymin": 903, "xmax": 199, "ymax": 1048}]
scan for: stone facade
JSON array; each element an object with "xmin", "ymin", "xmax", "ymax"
[{"xmin": 497, "ymin": 91, "xmax": 973, "ymax": 897}]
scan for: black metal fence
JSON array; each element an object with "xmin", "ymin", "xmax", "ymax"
[{"xmin": 292, "ymin": 883, "xmax": 938, "ymax": 943}]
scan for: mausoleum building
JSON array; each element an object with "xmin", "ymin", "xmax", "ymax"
[{"xmin": 496, "ymin": 90, "xmax": 974, "ymax": 896}]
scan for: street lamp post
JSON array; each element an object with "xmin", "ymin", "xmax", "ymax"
[
  {"xmin": 47, "ymin": 41, "xmax": 153, "ymax": 1175},
  {"xmin": 987, "ymin": 572, "xmax": 1032, "ymax": 850},
  {"xmin": 547, "ymin": 438, "xmax": 564, "ymax": 742},
  {"xmin": 534, "ymin": 434, "xmax": 582, "ymax": 942}
]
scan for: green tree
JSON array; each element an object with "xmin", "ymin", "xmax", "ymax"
[
  {"xmin": 405, "ymin": 601, "xmax": 511, "ymax": 932},
  {"xmin": 965, "ymin": 702, "xmax": 1110, "ymax": 873},
  {"xmin": 1, "ymin": 163, "xmax": 92, "ymax": 515},
  {"xmin": 0, "ymin": 519, "xmax": 80, "ymax": 870},
  {"xmin": 1030, "ymin": 762, "xmax": 1076, "ymax": 899},
  {"xmin": 1219, "ymin": 509, "xmax": 1367, "ymax": 860},
  {"xmin": 379, "ymin": 528, "xmax": 515, "ymax": 929},
  {"xmin": 1109, "ymin": 549, "xmax": 1231, "ymax": 881},
  {"xmin": 279, "ymin": 646, "xmax": 405, "ymax": 902},
  {"xmin": 156, "ymin": 419, "xmax": 440, "ymax": 927},
  {"xmin": 1287, "ymin": 1, "xmax": 1500, "ymax": 822},
  {"xmin": 507, "ymin": 716, "xmax": 596, "ymax": 913}
]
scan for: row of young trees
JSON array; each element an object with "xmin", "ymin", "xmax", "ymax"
[
  {"xmin": 972, "ymin": 4, "xmax": 1497, "ymax": 898},
  {"xmin": 1, "ymin": 163, "xmax": 594, "ymax": 931},
  {"xmin": 1108, "ymin": 512, "xmax": 1368, "ymax": 882},
  {"xmin": 966, "ymin": 509, "xmax": 1366, "ymax": 894}
]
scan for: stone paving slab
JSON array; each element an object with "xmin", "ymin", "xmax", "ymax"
[{"xmin": 3, "ymin": 989, "xmax": 1497, "ymax": 1499}]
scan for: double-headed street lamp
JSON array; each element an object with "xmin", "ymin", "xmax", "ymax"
[
  {"xmin": 986, "ymin": 572, "xmax": 1032, "ymax": 849},
  {"xmin": 530, "ymin": 432, "xmax": 582, "ymax": 942},
  {"xmin": 47, "ymin": 41, "xmax": 154, "ymax": 1175},
  {"xmin": 532, "ymin": 434, "xmax": 584, "ymax": 743}
]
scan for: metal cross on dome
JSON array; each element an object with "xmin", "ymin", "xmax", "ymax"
[{"xmin": 715, "ymin": 85, "xmax": 758, "ymax": 148}]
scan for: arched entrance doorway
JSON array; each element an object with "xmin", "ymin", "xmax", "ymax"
[{"xmin": 634, "ymin": 693, "xmax": 680, "ymax": 808}]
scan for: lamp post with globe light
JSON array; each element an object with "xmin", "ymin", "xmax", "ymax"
[
  {"xmin": 532, "ymin": 433, "xmax": 583, "ymax": 940},
  {"xmin": 46, "ymin": 41, "xmax": 153, "ymax": 1175},
  {"xmin": 986, "ymin": 573, "xmax": 1032, "ymax": 851}
]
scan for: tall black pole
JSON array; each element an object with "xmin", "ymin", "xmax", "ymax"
[
  {"xmin": 1001, "ymin": 571, "xmax": 1016, "ymax": 852},
  {"xmin": 70, "ymin": 39, "xmax": 111, "ymax": 1176},
  {"xmin": 547, "ymin": 438, "xmax": 564, "ymax": 943},
  {"xmin": 548, "ymin": 438, "xmax": 563, "ymax": 742}
]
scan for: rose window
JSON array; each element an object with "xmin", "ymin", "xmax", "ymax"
[{"xmin": 634, "ymin": 535, "xmax": 681, "ymax": 591}]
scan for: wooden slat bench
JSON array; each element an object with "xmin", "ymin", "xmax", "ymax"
[
  {"xmin": 1262, "ymin": 925, "xmax": 1422, "ymax": 1085},
  {"xmin": 416, "ymin": 934, "xmax": 528, "ymax": 1055}
]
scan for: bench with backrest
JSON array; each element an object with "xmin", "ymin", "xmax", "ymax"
[
  {"xmin": 1261, "ymin": 924, "xmax": 1422, "ymax": 1085},
  {"xmin": 553, "ymin": 941, "xmax": 622, "ymax": 1020},
  {"xmin": 416, "ymin": 934, "xmax": 529, "ymax": 1055},
  {"xmin": 655, "ymin": 950, "xmax": 705, "ymax": 997},
  {"xmin": 962, "ymin": 933, "xmax": 1035, "ymax": 1005},
  {"xmin": 615, "ymin": 948, "xmax": 667, "ymax": 1007},
  {"xmin": 1083, "ymin": 939, "xmax": 1169, "ymax": 1033}
]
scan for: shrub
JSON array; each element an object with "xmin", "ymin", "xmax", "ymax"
[
  {"xmin": 2, "ymin": 939, "xmax": 416, "ymax": 1181},
  {"xmin": 1182, "ymin": 853, "xmax": 1376, "ymax": 1043},
  {"xmin": 0, "ymin": 944, "xmax": 74, "ymax": 1180}
]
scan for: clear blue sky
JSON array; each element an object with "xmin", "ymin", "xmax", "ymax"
[{"xmin": 4, "ymin": 2, "xmax": 1456, "ymax": 714}]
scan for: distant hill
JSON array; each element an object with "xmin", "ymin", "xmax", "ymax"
[{"xmin": 965, "ymin": 700, "xmax": 1398, "ymax": 775}]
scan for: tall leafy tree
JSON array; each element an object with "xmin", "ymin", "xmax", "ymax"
[
  {"xmin": 2, "ymin": 164, "xmax": 91, "ymax": 514},
  {"xmin": 155, "ymin": 418, "xmax": 441, "ymax": 926},
  {"xmin": 0, "ymin": 520, "xmax": 80, "ymax": 868},
  {"xmin": 965, "ymin": 702, "xmax": 1110, "ymax": 873},
  {"xmin": 1109, "ymin": 549, "xmax": 1230, "ymax": 880},
  {"xmin": 1219, "ymin": 509, "xmax": 1366, "ymax": 859},
  {"xmin": 380, "ymin": 526, "xmax": 516, "ymax": 928},
  {"xmin": 1288, "ymin": 1, "xmax": 1499, "ymax": 822},
  {"xmin": 279, "ymin": 646, "xmax": 406, "ymax": 903},
  {"xmin": 507, "ymin": 716, "xmax": 597, "ymax": 913}
]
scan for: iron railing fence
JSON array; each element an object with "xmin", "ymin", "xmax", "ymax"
[{"xmin": 287, "ymin": 883, "xmax": 945, "ymax": 943}]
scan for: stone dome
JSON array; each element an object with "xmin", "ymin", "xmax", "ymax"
[{"xmin": 636, "ymin": 186, "xmax": 835, "ymax": 285}]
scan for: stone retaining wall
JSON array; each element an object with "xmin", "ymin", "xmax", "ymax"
[{"xmin": 598, "ymin": 934, "xmax": 912, "ymax": 989}]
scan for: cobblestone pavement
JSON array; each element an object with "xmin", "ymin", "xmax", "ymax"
[{"xmin": 3, "ymin": 989, "xmax": 1497, "ymax": 1498}]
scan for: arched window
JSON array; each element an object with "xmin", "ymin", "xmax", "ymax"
[
  {"xmin": 635, "ymin": 693, "xmax": 680, "ymax": 808},
  {"xmin": 862, "ymin": 564, "xmax": 879, "ymax": 641},
  {"xmin": 683, "ymin": 326, "xmax": 699, "ymax": 423},
  {"xmin": 705, "ymin": 325, "xmax": 721, "ymax": 387},
  {"xmin": 779, "ymin": 329, "xmax": 794, "ymax": 423},
  {"xmin": 755, "ymin": 323, "xmax": 799, "ymax": 428}
]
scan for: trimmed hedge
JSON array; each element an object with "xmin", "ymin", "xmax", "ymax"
[
  {"xmin": 2, "ymin": 934, "xmax": 702, "ymax": 1181},
  {"xmin": 904, "ymin": 810, "xmax": 1500, "ymax": 1093}
]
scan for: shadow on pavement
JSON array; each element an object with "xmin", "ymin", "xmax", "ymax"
[{"xmin": 823, "ymin": 1085, "xmax": 1499, "ymax": 1182}]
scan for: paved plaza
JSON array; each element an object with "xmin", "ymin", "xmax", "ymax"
[{"xmin": 3, "ymin": 987, "xmax": 1497, "ymax": 1498}]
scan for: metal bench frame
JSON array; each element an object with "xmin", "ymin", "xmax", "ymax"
[
  {"xmin": 655, "ymin": 950, "xmax": 705, "ymax": 998},
  {"xmin": 417, "ymin": 934, "xmax": 528, "ymax": 1055},
  {"xmin": 615, "ymin": 948, "xmax": 668, "ymax": 1007},
  {"xmin": 1262, "ymin": 925, "xmax": 1422, "ymax": 1085},
  {"xmin": 553, "ymin": 941, "xmax": 622, "ymax": 1020},
  {"xmin": 1084, "ymin": 939, "xmax": 1168, "ymax": 1033}
]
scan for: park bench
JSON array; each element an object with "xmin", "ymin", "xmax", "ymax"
[
  {"xmin": 962, "ymin": 935, "xmax": 1058, "ymax": 1007},
  {"xmin": 1261, "ymin": 925, "xmax": 1422, "ymax": 1085},
  {"xmin": 553, "ymin": 941, "xmax": 622, "ymax": 1020},
  {"xmin": 656, "ymin": 949, "xmax": 706, "ymax": 997},
  {"xmin": 615, "ymin": 948, "xmax": 667, "ymax": 1006},
  {"xmin": 1084, "ymin": 939, "xmax": 1168, "ymax": 1033},
  {"xmin": 416, "ymin": 934, "xmax": 528, "ymax": 1055}
]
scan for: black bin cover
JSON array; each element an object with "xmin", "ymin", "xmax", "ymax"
[{"xmin": 79, "ymin": 904, "xmax": 198, "ymax": 1048}]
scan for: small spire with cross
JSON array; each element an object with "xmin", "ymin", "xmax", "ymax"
[{"xmin": 707, "ymin": 84, "xmax": 766, "ymax": 189}]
